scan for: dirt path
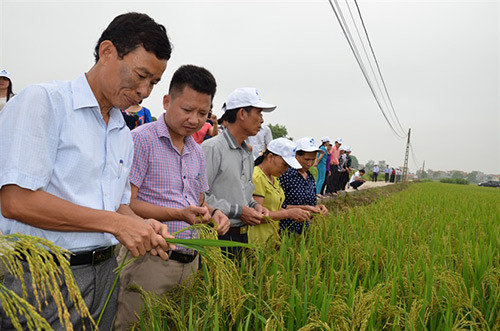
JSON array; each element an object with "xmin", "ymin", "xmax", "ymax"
[{"xmin": 345, "ymin": 180, "xmax": 395, "ymax": 193}]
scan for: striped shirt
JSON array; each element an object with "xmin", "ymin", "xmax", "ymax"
[{"xmin": 130, "ymin": 114, "xmax": 209, "ymax": 245}]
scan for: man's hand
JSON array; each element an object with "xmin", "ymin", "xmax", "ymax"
[
  {"xmin": 240, "ymin": 206, "xmax": 263, "ymax": 226},
  {"xmin": 113, "ymin": 215, "xmax": 171, "ymax": 258},
  {"xmin": 181, "ymin": 205, "xmax": 211, "ymax": 225},
  {"xmin": 144, "ymin": 219, "xmax": 176, "ymax": 260},
  {"xmin": 212, "ymin": 210, "xmax": 230, "ymax": 235}
]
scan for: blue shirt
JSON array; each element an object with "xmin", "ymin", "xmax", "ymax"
[
  {"xmin": 0, "ymin": 74, "xmax": 133, "ymax": 252},
  {"xmin": 317, "ymin": 146, "xmax": 328, "ymax": 168},
  {"xmin": 136, "ymin": 106, "xmax": 152, "ymax": 125},
  {"xmin": 278, "ymin": 167, "xmax": 317, "ymax": 234}
]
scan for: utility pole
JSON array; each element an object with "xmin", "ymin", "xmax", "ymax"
[
  {"xmin": 422, "ymin": 160, "xmax": 425, "ymax": 177},
  {"xmin": 402, "ymin": 128, "xmax": 411, "ymax": 182}
]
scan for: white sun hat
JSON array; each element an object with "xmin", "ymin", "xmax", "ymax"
[
  {"xmin": 335, "ymin": 137, "xmax": 343, "ymax": 144},
  {"xmin": 344, "ymin": 145, "xmax": 352, "ymax": 152},
  {"xmin": 295, "ymin": 137, "xmax": 324, "ymax": 154},
  {"xmin": 222, "ymin": 87, "xmax": 276, "ymax": 112},
  {"xmin": 267, "ymin": 138, "xmax": 301, "ymax": 169},
  {"xmin": 0, "ymin": 69, "xmax": 11, "ymax": 81},
  {"xmin": 320, "ymin": 136, "xmax": 331, "ymax": 143}
]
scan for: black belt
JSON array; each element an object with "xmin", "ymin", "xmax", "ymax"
[
  {"xmin": 17, "ymin": 246, "xmax": 115, "ymax": 266},
  {"xmin": 169, "ymin": 250, "xmax": 198, "ymax": 264},
  {"xmin": 227, "ymin": 226, "xmax": 248, "ymax": 235}
]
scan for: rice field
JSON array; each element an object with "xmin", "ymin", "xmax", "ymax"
[{"xmin": 136, "ymin": 182, "xmax": 500, "ymax": 330}]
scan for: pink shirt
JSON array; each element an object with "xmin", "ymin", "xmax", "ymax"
[
  {"xmin": 130, "ymin": 114, "xmax": 209, "ymax": 244},
  {"xmin": 330, "ymin": 145, "xmax": 340, "ymax": 165},
  {"xmin": 192, "ymin": 122, "xmax": 213, "ymax": 144}
]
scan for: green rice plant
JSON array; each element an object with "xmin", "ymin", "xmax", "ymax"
[{"xmin": 133, "ymin": 182, "xmax": 499, "ymax": 330}]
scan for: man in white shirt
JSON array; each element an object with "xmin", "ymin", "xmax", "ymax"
[
  {"xmin": 350, "ymin": 169, "xmax": 366, "ymax": 190},
  {"xmin": 247, "ymin": 124, "xmax": 273, "ymax": 160},
  {"xmin": 0, "ymin": 13, "xmax": 174, "ymax": 330},
  {"xmin": 372, "ymin": 164, "xmax": 380, "ymax": 182}
]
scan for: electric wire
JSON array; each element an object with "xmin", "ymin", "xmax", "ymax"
[
  {"xmin": 354, "ymin": 0, "xmax": 407, "ymax": 135},
  {"xmin": 327, "ymin": 0, "xmax": 406, "ymax": 139},
  {"xmin": 344, "ymin": 0, "xmax": 406, "ymax": 137}
]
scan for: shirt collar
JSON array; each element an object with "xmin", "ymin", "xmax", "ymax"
[
  {"xmin": 155, "ymin": 113, "xmax": 196, "ymax": 155},
  {"xmin": 223, "ymin": 129, "xmax": 250, "ymax": 152},
  {"xmin": 71, "ymin": 73, "xmax": 125, "ymax": 130},
  {"xmin": 285, "ymin": 167, "xmax": 313, "ymax": 181},
  {"xmin": 71, "ymin": 74, "xmax": 99, "ymax": 110}
]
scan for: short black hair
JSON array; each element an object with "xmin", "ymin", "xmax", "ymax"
[
  {"xmin": 94, "ymin": 12, "xmax": 172, "ymax": 63},
  {"xmin": 359, "ymin": 169, "xmax": 366, "ymax": 174},
  {"xmin": 223, "ymin": 106, "xmax": 252, "ymax": 124},
  {"xmin": 169, "ymin": 65, "xmax": 217, "ymax": 100}
]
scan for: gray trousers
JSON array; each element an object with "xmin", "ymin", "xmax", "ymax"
[{"xmin": 0, "ymin": 256, "xmax": 118, "ymax": 331}]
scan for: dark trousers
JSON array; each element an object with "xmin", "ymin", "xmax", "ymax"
[
  {"xmin": 372, "ymin": 172, "xmax": 378, "ymax": 182},
  {"xmin": 1, "ymin": 257, "xmax": 118, "ymax": 331},
  {"xmin": 390, "ymin": 174, "xmax": 395, "ymax": 183},
  {"xmin": 338, "ymin": 171, "xmax": 349, "ymax": 191},
  {"xmin": 320, "ymin": 167, "xmax": 328, "ymax": 194},
  {"xmin": 218, "ymin": 231, "xmax": 248, "ymax": 261},
  {"xmin": 385, "ymin": 173, "xmax": 389, "ymax": 182},
  {"xmin": 326, "ymin": 165, "xmax": 339, "ymax": 193},
  {"xmin": 350, "ymin": 180, "xmax": 364, "ymax": 189}
]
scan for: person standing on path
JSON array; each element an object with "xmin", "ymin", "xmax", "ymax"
[
  {"xmin": 384, "ymin": 165, "xmax": 390, "ymax": 182},
  {"xmin": 372, "ymin": 164, "xmax": 379, "ymax": 182},
  {"xmin": 325, "ymin": 137, "xmax": 342, "ymax": 195},
  {"xmin": 314, "ymin": 137, "xmax": 330, "ymax": 196}
]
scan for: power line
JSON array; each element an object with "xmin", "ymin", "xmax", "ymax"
[
  {"xmin": 354, "ymin": 0, "xmax": 407, "ymax": 135},
  {"xmin": 344, "ymin": 0, "xmax": 406, "ymax": 137},
  {"xmin": 327, "ymin": 0, "xmax": 406, "ymax": 139}
]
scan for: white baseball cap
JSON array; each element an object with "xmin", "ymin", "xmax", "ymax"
[
  {"xmin": 222, "ymin": 88, "xmax": 276, "ymax": 112},
  {"xmin": 335, "ymin": 137, "xmax": 343, "ymax": 144},
  {"xmin": 295, "ymin": 137, "xmax": 324, "ymax": 154},
  {"xmin": 344, "ymin": 145, "xmax": 352, "ymax": 152},
  {"xmin": 320, "ymin": 136, "xmax": 331, "ymax": 143},
  {"xmin": 0, "ymin": 69, "xmax": 11, "ymax": 81},
  {"xmin": 267, "ymin": 138, "xmax": 301, "ymax": 169}
]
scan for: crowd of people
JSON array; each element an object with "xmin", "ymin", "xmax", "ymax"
[{"xmin": 0, "ymin": 12, "xmax": 398, "ymax": 330}]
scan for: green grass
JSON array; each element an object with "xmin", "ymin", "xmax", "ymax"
[{"xmin": 136, "ymin": 182, "xmax": 500, "ymax": 330}]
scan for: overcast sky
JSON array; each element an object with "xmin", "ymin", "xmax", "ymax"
[{"xmin": 1, "ymin": 0, "xmax": 498, "ymax": 174}]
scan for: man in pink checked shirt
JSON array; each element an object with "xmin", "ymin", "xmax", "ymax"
[{"xmin": 114, "ymin": 65, "xmax": 230, "ymax": 330}]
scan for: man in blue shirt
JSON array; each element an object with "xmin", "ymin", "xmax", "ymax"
[{"xmin": 0, "ymin": 13, "xmax": 174, "ymax": 330}]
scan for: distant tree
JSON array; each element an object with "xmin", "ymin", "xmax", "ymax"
[
  {"xmin": 268, "ymin": 123, "xmax": 292, "ymax": 140},
  {"xmin": 365, "ymin": 160, "xmax": 375, "ymax": 171},
  {"xmin": 378, "ymin": 160, "xmax": 386, "ymax": 169},
  {"xmin": 451, "ymin": 171, "xmax": 464, "ymax": 179},
  {"xmin": 466, "ymin": 171, "xmax": 479, "ymax": 183},
  {"xmin": 350, "ymin": 155, "xmax": 359, "ymax": 169}
]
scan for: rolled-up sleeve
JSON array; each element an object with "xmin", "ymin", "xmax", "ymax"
[{"xmin": 0, "ymin": 86, "xmax": 60, "ymax": 191}]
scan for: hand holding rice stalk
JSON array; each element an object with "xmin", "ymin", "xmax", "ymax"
[{"xmin": 96, "ymin": 222, "xmax": 255, "ymax": 328}]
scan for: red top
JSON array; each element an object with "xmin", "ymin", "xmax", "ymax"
[{"xmin": 192, "ymin": 122, "xmax": 213, "ymax": 144}]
